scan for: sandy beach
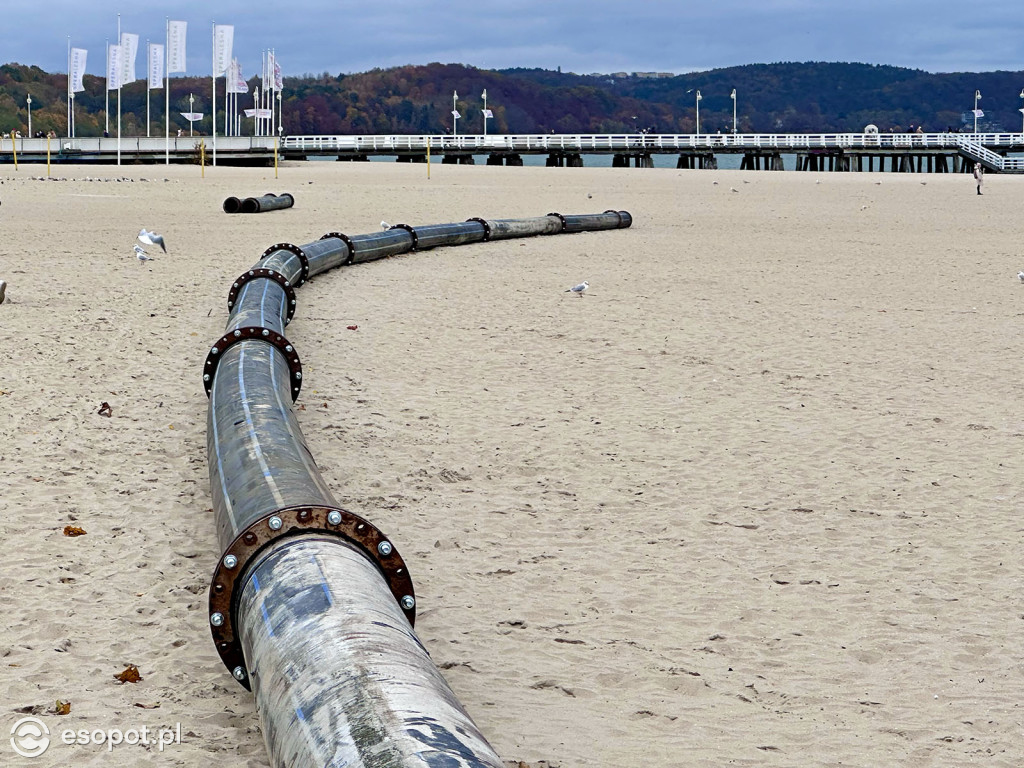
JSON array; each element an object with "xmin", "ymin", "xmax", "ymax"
[{"xmin": 2, "ymin": 157, "xmax": 1023, "ymax": 767}]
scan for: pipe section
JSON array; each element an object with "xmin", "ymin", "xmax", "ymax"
[
  {"xmin": 224, "ymin": 192, "xmax": 295, "ymax": 214},
  {"xmin": 205, "ymin": 210, "xmax": 631, "ymax": 767},
  {"xmin": 238, "ymin": 536, "xmax": 501, "ymax": 767}
]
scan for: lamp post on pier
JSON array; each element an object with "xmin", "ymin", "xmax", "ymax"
[
  {"xmin": 974, "ymin": 90, "xmax": 981, "ymax": 133},
  {"xmin": 695, "ymin": 90, "xmax": 702, "ymax": 137},
  {"xmin": 1019, "ymin": 89, "xmax": 1024, "ymax": 134},
  {"xmin": 731, "ymin": 89, "xmax": 737, "ymax": 134},
  {"xmin": 27, "ymin": 94, "xmax": 32, "ymax": 137},
  {"xmin": 189, "ymin": 93, "xmax": 194, "ymax": 137},
  {"xmin": 452, "ymin": 90, "xmax": 459, "ymax": 136}
]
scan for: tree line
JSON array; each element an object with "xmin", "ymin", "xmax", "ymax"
[{"xmin": 1, "ymin": 60, "xmax": 1021, "ymax": 138}]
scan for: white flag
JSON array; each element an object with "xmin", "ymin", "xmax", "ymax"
[
  {"xmin": 256, "ymin": 108, "xmax": 272, "ymax": 119},
  {"xmin": 167, "ymin": 20, "xmax": 187, "ymax": 73},
  {"xmin": 973, "ymin": 109, "xmax": 984, "ymax": 118},
  {"xmin": 106, "ymin": 44, "xmax": 123, "ymax": 90},
  {"xmin": 120, "ymin": 33, "xmax": 139, "ymax": 85},
  {"xmin": 70, "ymin": 48, "xmax": 87, "ymax": 93},
  {"xmin": 243, "ymin": 108, "xmax": 257, "ymax": 118},
  {"xmin": 148, "ymin": 43, "xmax": 164, "ymax": 89},
  {"xmin": 274, "ymin": 59, "xmax": 283, "ymax": 91},
  {"xmin": 213, "ymin": 24, "xmax": 233, "ymax": 76},
  {"xmin": 180, "ymin": 112, "xmax": 203, "ymax": 122},
  {"xmin": 482, "ymin": 109, "xmax": 493, "ymax": 119},
  {"xmin": 263, "ymin": 51, "xmax": 274, "ymax": 90},
  {"xmin": 227, "ymin": 58, "xmax": 247, "ymax": 94},
  {"xmin": 452, "ymin": 110, "xmax": 461, "ymax": 119}
]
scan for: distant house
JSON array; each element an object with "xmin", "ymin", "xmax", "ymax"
[{"xmin": 633, "ymin": 72, "xmax": 674, "ymax": 79}]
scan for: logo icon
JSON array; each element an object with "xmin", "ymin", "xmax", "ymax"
[{"xmin": 11, "ymin": 717, "xmax": 50, "ymax": 758}]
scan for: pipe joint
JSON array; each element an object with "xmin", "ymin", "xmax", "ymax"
[
  {"xmin": 465, "ymin": 217, "xmax": 492, "ymax": 240},
  {"xmin": 319, "ymin": 232, "xmax": 355, "ymax": 265},
  {"xmin": 545, "ymin": 211, "xmax": 567, "ymax": 232},
  {"xmin": 389, "ymin": 223, "xmax": 418, "ymax": 250},
  {"xmin": 607, "ymin": 209, "xmax": 633, "ymax": 228},
  {"xmin": 260, "ymin": 242, "xmax": 309, "ymax": 286},
  {"xmin": 208, "ymin": 504, "xmax": 416, "ymax": 689},
  {"xmin": 203, "ymin": 327, "xmax": 303, "ymax": 401},
  {"xmin": 227, "ymin": 268, "xmax": 298, "ymax": 324}
]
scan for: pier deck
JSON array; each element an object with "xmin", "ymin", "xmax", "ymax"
[{"xmin": 2, "ymin": 132, "xmax": 1022, "ymax": 172}]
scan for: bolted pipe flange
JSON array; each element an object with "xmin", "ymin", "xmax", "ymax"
[
  {"xmin": 320, "ymin": 232, "xmax": 356, "ymax": 265},
  {"xmin": 602, "ymin": 209, "xmax": 623, "ymax": 227},
  {"xmin": 227, "ymin": 268, "xmax": 298, "ymax": 324},
  {"xmin": 545, "ymin": 211, "xmax": 567, "ymax": 233},
  {"xmin": 465, "ymin": 217, "xmax": 491, "ymax": 241},
  {"xmin": 208, "ymin": 504, "xmax": 415, "ymax": 689},
  {"xmin": 260, "ymin": 242, "xmax": 309, "ymax": 286},
  {"xmin": 389, "ymin": 223, "xmax": 418, "ymax": 250},
  {"xmin": 203, "ymin": 326, "xmax": 303, "ymax": 401}
]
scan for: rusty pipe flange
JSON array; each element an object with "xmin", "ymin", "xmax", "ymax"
[
  {"xmin": 545, "ymin": 212, "xmax": 567, "ymax": 233},
  {"xmin": 208, "ymin": 504, "xmax": 416, "ymax": 689},
  {"xmin": 203, "ymin": 327, "xmax": 303, "ymax": 401},
  {"xmin": 466, "ymin": 217, "xmax": 491, "ymax": 241},
  {"xmin": 390, "ymin": 223, "xmax": 418, "ymax": 249},
  {"xmin": 260, "ymin": 242, "xmax": 309, "ymax": 286},
  {"xmin": 320, "ymin": 232, "xmax": 355, "ymax": 265},
  {"xmin": 227, "ymin": 268, "xmax": 298, "ymax": 325},
  {"xmin": 603, "ymin": 209, "xmax": 623, "ymax": 227}
]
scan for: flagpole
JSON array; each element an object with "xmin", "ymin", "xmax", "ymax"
[
  {"xmin": 165, "ymin": 18, "xmax": 169, "ymax": 164},
  {"xmin": 146, "ymin": 40, "xmax": 151, "ymax": 137},
  {"xmin": 211, "ymin": 21, "xmax": 217, "ymax": 167},
  {"xmin": 117, "ymin": 14, "xmax": 121, "ymax": 167},
  {"xmin": 66, "ymin": 36, "xmax": 71, "ymax": 138}
]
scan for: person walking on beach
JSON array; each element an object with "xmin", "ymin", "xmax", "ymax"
[{"xmin": 973, "ymin": 162, "xmax": 984, "ymax": 195}]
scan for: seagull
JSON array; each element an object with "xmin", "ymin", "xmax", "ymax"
[
  {"xmin": 380, "ymin": 220, "xmax": 390, "ymax": 230},
  {"xmin": 1017, "ymin": 271, "xmax": 1024, "ymax": 283},
  {"xmin": 730, "ymin": 187, "xmax": 739, "ymax": 193},
  {"xmin": 134, "ymin": 244, "xmax": 154, "ymax": 262},
  {"xmin": 138, "ymin": 228, "xmax": 167, "ymax": 252},
  {"xmin": 566, "ymin": 280, "xmax": 589, "ymax": 297}
]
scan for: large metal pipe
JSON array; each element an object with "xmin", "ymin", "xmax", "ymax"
[
  {"xmin": 224, "ymin": 192, "xmax": 295, "ymax": 214},
  {"xmin": 205, "ymin": 210, "xmax": 631, "ymax": 767}
]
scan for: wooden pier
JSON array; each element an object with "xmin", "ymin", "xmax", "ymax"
[{"xmin": 1, "ymin": 132, "xmax": 1022, "ymax": 173}]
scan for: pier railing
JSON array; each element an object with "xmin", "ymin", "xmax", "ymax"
[{"xmin": 281, "ymin": 132, "xmax": 1024, "ymax": 154}]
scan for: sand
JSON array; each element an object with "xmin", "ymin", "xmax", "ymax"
[{"xmin": 1, "ymin": 158, "xmax": 1023, "ymax": 767}]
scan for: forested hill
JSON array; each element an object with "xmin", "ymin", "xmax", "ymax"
[{"xmin": 2, "ymin": 60, "xmax": 1021, "ymax": 138}]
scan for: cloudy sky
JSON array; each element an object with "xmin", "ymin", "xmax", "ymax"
[{"xmin": 4, "ymin": 0, "xmax": 1023, "ymax": 79}]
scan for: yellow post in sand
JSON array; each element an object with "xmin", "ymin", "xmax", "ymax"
[
  {"xmin": 11, "ymin": 134, "xmax": 17, "ymax": 171},
  {"xmin": 46, "ymin": 135, "xmax": 51, "ymax": 177},
  {"xmin": 200, "ymin": 140, "xmax": 206, "ymax": 178},
  {"xmin": 426, "ymin": 136, "xmax": 431, "ymax": 180},
  {"xmin": 274, "ymin": 136, "xmax": 279, "ymax": 179}
]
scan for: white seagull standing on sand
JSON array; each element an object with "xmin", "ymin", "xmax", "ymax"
[
  {"xmin": 138, "ymin": 228, "xmax": 167, "ymax": 253},
  {"xmin": 380, "ymin": 220, "xmax": 391, "ymax": 230},
  {"xmin": 134, "ymin": 244, "xmax": 154, "ymax": 262},
  {"xmin": 1017, "ymin": 271, "xmax": 1024, "ymax": 282},
  {"xmin": 566, "ymin": 280, "xmax": 589, "ymax": 297}
]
